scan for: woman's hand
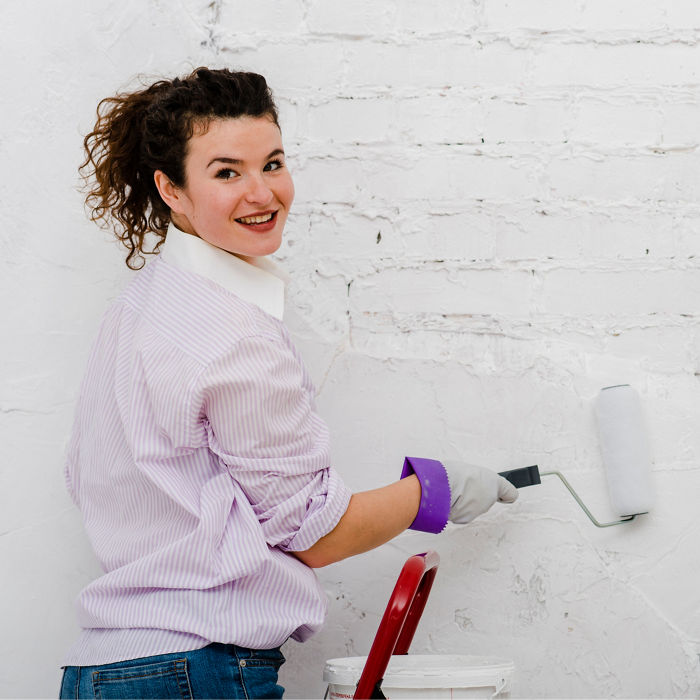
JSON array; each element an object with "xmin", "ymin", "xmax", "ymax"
[{"xmin": 442, "ymin": 460, "xmax": 518, "ymax": 525}]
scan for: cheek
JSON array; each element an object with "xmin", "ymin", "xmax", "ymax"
[
  {"xmin": 191, "ymin": 186, "xmax": 232, "ymax": 218},
  {"xmin": 279, "ymin": 174, "xmax": 295, "ymax": 207}
]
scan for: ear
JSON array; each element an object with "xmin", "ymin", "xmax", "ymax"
[{"xmin": 153, "ymin": 170, "xmax": 189, "ymax": 214}]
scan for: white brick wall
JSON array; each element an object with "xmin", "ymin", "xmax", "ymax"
[{"xmin": 1, "ymin": 0, "xmax": 698, "ymax": 697}]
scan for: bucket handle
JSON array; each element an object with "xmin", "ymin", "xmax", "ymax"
[{"xmin": 353, "ymin": 551, "xmax": 440, "ymax": 699}]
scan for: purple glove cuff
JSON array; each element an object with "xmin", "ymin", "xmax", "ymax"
[{"xmin": 401, "ymin": 457, "xmax": 451, "ymax": 534}]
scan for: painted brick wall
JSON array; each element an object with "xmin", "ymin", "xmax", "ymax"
[{"xmin": 1, "ymin": 1, "xmax": 698, "ymax": 696}]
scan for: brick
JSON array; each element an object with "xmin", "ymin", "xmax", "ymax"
[
  {"xmin": 607, "ymin": 326, "xmax": 698, "ymax": 373},
  {"xmin": 485, "ymin": 0, "xmax": 670, "ymax": 30},
  {"xmin": 293, "ymin": 157, "xmax": 366, "ymax": 204},
  {"xmin": 362, "ymin": 150, "xmax": 537, "ymax": 202},
  {"xmin": 307, "ymin": 98, "xmax": 393, "ymax": 143},
  {"xmin": 396, "ymin": 94, "xmax": 482, "ymax": 144},
  {"xmin": 660, "ymin": 103, "xmax": 700, "ymax": 145},
  {"xmin": 349, "ymin": 267, "xmax": 535, "ymax": 316},
  {"xmin": 306, "ymin": 0, "xmax": 396, "ymax": 35},
  {"xmin": 531, "ymin": 43, "xmax": 700, "ymax": 87},
  {"xmin": 395, "ymin": 1, "xmax": 479, "ymax": 34},
  {"xmin": 230, "ymin": 42, "xmax": 345, "ymax": 89},
  {"xmin": 495, "ymin": 211, "xmax": 583, "ymax": 262},
  {"xmin": 398, "ymin": 211, "xmax": 498, "ymax": 261},
  {"xmin": 276, "ymin": 97, "xmax": 300, "ymax": 140},
  {"xmin": 493, "ymin": 207, "xmax": 683, "ymax": 262},
  {"xmin": 344, "ymin": 40, "xmax": 529, "ymax": 89},
  {"xmin": 664, "ymin": 1, "xmax": 700, "ymax": 25},
  {"xmin": 569, "ymin": 100, "xmax": 661, "ymax": 145},
  {"xmin": 294, "ymin": 210, "xmax": 402, "ymax": 259},
  {"xmin": 546, "ymin": 152, "xmax": 700, "ymax": 201},
  {"xmin": 482, "ymin": 98, "xmax": 571, "ymax": 143},
  {"xmin": 539, "ymin": 269, "xmax": 700, "ymax": 315},
  {"xmin": 485, "ymin": 0, "xmax": 700, "ymax": 30},
  {"xmin": 218, "ymin": 0, "xmax": 305, "ymax": 34},
  {"xmin": 676, "ymin": 215, "xmax": 700, "ymax": 258}
]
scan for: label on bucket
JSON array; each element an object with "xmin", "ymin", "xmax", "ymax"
[{"xmin": 324, "ymin": 654, "xmax": 514, "ymax": 699}]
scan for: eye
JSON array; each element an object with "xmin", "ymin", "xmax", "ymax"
[
  {"xmin": 264, "ymin": 159, "xmax": 284, "ymax": 172},
  {"xmin": 215, "ymin": 168, "xmax": 238, "ymax": 180}
]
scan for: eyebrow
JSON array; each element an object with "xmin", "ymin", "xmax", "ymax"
[{"xmin": 207, "ymin": 148, "xmax": 285, "ymax": 169}]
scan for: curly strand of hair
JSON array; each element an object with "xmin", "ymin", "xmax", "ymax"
[{"xmin": 80, "ymin": 82, "xmax": 171, "ymax": 270}]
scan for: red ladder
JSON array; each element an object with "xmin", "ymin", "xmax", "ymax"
[{"xmin": 353, "ymin": 551, "xmax": 440, "ymax": 699}]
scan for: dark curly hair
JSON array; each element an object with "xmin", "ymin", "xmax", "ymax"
[{"xmin": 80, "ymin": 67, "xmax": 280, "ymax": 269}]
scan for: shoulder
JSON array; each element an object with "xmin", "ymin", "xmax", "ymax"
[{"xmin": 118, "ymin": 256, "xmax": 287, "ymax": 364}]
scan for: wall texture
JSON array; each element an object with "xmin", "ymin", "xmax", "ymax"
[{"xmin": 1, "ymin": 0, "xmax": 699, "ymax": 697}]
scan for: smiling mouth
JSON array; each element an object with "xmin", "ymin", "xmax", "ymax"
[{"xmin": 235, "ymin": 211, "xmax": 277, "ymax": 225}]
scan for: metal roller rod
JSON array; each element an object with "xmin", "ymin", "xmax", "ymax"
[{"xmin": 540, "ymin": 471, "xmax": 637, "ymax": 528}]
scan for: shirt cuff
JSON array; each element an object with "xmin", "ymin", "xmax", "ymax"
[
  {"xmin": 400, "ymin": 457, "xmax": 450, "ymax": 533},
  {"xmin": 281, "ymin": 467, "xmax": 352, "ymax": 552}
]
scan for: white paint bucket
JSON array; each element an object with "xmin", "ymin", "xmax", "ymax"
[{"xmin": 323, "ymin": 654, "xmax": 514, "ymax": 699}]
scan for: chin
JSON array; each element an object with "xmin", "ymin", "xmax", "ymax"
[
  {"xmin": 251, "ymin": 235, "xmax": 283, "ymax": 257},
  {"xmin": 233, "ymin": 240, "xmax": 281, "ymax": 260}
]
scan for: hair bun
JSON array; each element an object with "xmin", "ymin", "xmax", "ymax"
[{"xmin": 194, "ymin": 67, "xmax": 213, "ymax": 82}]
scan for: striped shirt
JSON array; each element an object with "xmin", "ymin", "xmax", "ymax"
[{"xmin": 62, "ymin": 224, "xmax": 352, "ymax": 666}]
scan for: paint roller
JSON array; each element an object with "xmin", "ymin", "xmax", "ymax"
[{"xmin": 499, "ymin": 384, "xmax": 653, "ymax": 527}]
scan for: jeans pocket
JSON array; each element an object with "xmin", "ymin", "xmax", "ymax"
[
  {"xmin": 238, "ymin": 654, "xmax": 285, "ymax": 699},
  {"xmin": 245, "ymin": 648, "xmax": 285, "ymax": 671},
  {"xmin": 91, "ymin": 659, "xmax": 193, "ymax": 699}
]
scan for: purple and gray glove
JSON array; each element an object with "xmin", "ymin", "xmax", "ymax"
[{"xmin": 401, "ymin": 457, "xmax": 518, "ymax": 533}]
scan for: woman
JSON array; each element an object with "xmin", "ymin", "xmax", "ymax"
[{"xmin": 60, "ymin": 67, "xmax": 517, "ymax": 699}]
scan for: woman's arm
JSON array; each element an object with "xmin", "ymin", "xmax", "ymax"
[{"xmin": 292, "ymin": 474, "xmax": 422, "ymax": 568}]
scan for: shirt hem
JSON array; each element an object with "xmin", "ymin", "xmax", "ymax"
[{"xmin": 62, "ymin": 628, "xmax": 211, "ymax": 667}]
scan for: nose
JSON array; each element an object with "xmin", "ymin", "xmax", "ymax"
[{"xmin": 244, "ymin": 173, "xmax": 274, "ymax": 205}]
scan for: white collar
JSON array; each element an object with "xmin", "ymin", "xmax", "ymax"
[{"xmin": 159, "ymin": 222, "xmax": 285, "ymax": 321}]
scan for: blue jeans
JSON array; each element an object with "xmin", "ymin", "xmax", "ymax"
[{"xmin": 59, "ymin": 643, "xmax": 285, "ymax": 699}]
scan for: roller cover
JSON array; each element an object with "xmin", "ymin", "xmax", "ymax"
[{"xmin": 595, "ymin": 384, "xmax": 653, "ymax": 517}]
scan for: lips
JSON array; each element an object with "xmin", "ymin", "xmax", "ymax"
[
  {"xmin": 234, "ymin": 210, "xmax": 278, "ymax": 233},
  {"xmin": 236, "ymin": 211, "xmax": 275, "ymax": 225}
]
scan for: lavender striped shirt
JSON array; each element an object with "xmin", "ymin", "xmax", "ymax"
[{"xmin": 63, "ymin": 224, "xmax": 352, "ymax": 666}]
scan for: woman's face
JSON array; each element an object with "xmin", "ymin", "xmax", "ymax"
[{"xmin": 164, "ymin": 116, "xmax": 294, "ymax": 259}]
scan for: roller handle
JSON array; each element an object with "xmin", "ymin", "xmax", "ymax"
[
  {"xmin": 498, "ymin": 465, "xmax": 637, "ymax": 527},
  {"xmin": 498, "ymin": 465, "xmax": 541, "ymax": 488}
]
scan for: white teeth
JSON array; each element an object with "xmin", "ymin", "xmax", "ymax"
[{"xmin": 238, "ymin": 212, "xmax": 274, "ymax": 224}]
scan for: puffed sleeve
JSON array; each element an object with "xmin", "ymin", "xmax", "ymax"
[{"xmin": 198, "ymin": 332, "xmax": 352, "ymax": 552}]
